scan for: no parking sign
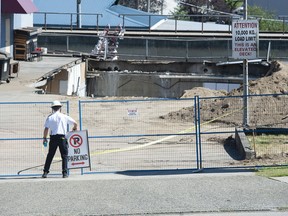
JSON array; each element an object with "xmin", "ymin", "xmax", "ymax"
[{"xmin": 66, "ymin": 130, "xmax": 91, "ymax": 169}]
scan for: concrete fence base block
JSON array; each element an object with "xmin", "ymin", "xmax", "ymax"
[{"xmin": 235, "ymin": 127, "xmax": 256, "ymax": 160}]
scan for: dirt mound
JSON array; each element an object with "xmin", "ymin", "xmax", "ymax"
[
  {"xmin": 181, "ymin": 87, "xmax": 227, "ymax": 98},
  {"xmin": 162, "ymin": 61, "xmax": 288, "ymax": 127},
  {"xmin": 229, "ymin": 61, "xmax": 288, "ymax": 96}
]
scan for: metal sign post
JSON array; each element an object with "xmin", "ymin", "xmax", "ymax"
[
  {"xmin": 243, "ymin": 0, "xmax": 248, "ymax": 127},
  {"xmin": 243, "ymin": 58, "xmax": 249, "ymax": 127},
  {"xmin": 232, "ymin": 0, "xmax": 258, "ymax": 127}
]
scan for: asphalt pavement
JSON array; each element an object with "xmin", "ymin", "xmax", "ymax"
[{"xmin": 1, "ymin": 169, "xmax": 288, "ymax": 216}]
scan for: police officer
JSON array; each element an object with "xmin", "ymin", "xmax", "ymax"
[{"xmin": 42, "ymin": 100, "xmax": 77, "ymax": 178}]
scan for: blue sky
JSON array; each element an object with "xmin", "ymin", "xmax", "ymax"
[
  {"xmin": 33, "ymin": 0, "xmax": 166, "ymax": 28},
  {"xmin": 33, "ymin": 0, "xmax": 178, "ymax": 14},
  {"xmin": 33, "ymin": 0, "xmax": 115, "ymax": 13}
]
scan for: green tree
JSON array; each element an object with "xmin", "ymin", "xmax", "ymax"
[
  {"xmin": 172, "ymin": 0, "xmax": 231, "ymax": 22},
  {"xmin": 174, "ymin": 0, "xmax": 234, "ymax": 15},
  {"xmin": 117, "ymin": 0, "xmax": 165, "ymax": 14},
  {"xmin": 171, "ymin": 0, "xmax": 288, "ymax": 31},
  {"xmin": 171, "ymin": 5, "xmax": 189, "ymax": 21},
  {"xmin": 248, "ymin": 6, "xmax": 286, "ymax": 31},
  {"xmin": 224, "ymin": 0, "xmax": 242, "ymax": 13}
]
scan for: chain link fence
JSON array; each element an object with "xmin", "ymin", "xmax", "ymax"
[
  {"xmin": 0, "ymin": 95, "xmax": 287, "ymax": 177},
  {"xmin": 0, "ymin": 101, "xmax": 69, "ymax": 176},
  {"xmin": 79, "ymin": 98, "xmax": 199, "ymax": 173},
  {"xmin": 198, "ymin": 94, "xmax": 288, "ymax": 168}
]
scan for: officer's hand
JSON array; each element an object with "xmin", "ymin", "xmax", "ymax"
[{"xmin": 43, "ymin": 138, "xmax": 48, "ymax": 147}]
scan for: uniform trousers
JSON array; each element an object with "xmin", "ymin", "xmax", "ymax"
[{"xmin": 43, "ymin": 134, "xmax": 68, "ymax": 174}]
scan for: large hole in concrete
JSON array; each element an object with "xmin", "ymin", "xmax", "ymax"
[{"xmin": 86, "ymin": 59, "xmax": 271, "ymax": 98}]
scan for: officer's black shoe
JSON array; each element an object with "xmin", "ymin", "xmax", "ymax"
[
  {"xmin": 42, "ymin": 172, "xmax": 48, "ymax": 178},
  {"xmin": 62, "ymin": 173, "xmax": 68, "ymax": 178}
]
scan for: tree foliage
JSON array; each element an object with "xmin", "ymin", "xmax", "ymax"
[
  {"xmin": 174, "ymin": 0, "xmax": 234, "ymax": 15},
  {"xmin": 117, "ymin": 0, "xmax": 165, "ymax": 14},
  {"xmin": 248, "ymin": 6, "xmax": 287, "ymax": 32},
  {"xmin": 171, "ymin": 0, "xmax": 239, "ymax": 22},
  {"xmin": 172, "ymin": 0, "xmax": 287, "ymax": 31},
  {"xmin": 117, "ymin": 0, "xmax": 288, "ymax": 32},
  {"xmin": 224, "ymin": 0, "xmax": 242, "ymax": 12}
]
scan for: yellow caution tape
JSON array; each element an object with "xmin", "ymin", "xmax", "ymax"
[
  {"xmin": 44, "ymin": 106, "xmax": 244, "ymax": 161},
  {"xmin": 89, "ymin": 107, "xmax": 244, "ymax": 156}
]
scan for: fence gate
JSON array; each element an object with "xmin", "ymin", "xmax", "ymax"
[
  {"xmin": 79, "ymin": 98, "xmax": 200, "ymax": 173},
  {"xmin": 0, "ymin": 101, "xmax": 70, "ymax": 177},
  {"xmin": 197, "ymin": 94, "xmax": 288, "ymax": 169}
]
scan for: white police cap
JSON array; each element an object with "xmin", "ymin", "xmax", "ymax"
[{"xmin": 51, "ymin": 100, "xmax": 62, "ymax": 107}]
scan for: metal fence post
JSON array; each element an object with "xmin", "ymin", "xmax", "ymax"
[
  {"xmin": 149, "ymin": 15, "xmax": 151, "ymax": 33},
  {"xmin": 79, "ymin": 100, "xmax": 84, "ymax": 175},
  {"xmin": 96, "ymin": 14, "xmax": 99, "ymax": 32},
  {"xmin": 197, "ymin": 96, "xmax": 202, "ymax": 169},
  {"xmin": 44, "ymin": 13, "xmax": 47, "ymax": 30},
  {"xmin": 122, "ymin": 15, "xmax": 125, "ymax": 29},
  {"xmin": 66, "ymin": 35, "xmax": 70, "ymax": 52},
  {"xmin": 174, "ymin": 16, "xmax": 178, "ymax": 33},
  {"xmin": 283, "ymin": 17, "xmax": 285, "ymax": 35},
  {"xmin": 66, "ymin": 101, "xmax": 70, "ymax": 130},
  {"xmin": 227, "ymin": 39, "xmax": 230, "ymax": 58},
  {"xmin": 185, "ymin": 41, "xmax": 189, "ymax": 62},
  {"xmin": 145, "ymin": 39, "xmax": 149, "ymax": 60},
  {"xmin": 194, "ymin": 96, "xmax": 202, "ymax": 170},
  {"xmin": 70, "ymin": 13, "xmax": 73, "ymax": 30},
  {"xmin": 201, "ymin": 16, "xmax": 204, "ymax": 33},
  {"xmin": 79, "ymin": 100, "xmax": 83, "ymax": 131}
]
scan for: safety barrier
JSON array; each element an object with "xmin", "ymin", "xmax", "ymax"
[
  {"xmin": 37, "ymin": 34, "xmax": 288, "ymax": 61},
  {"xmin": 0, "ymin": 95, "xmax": 287, "ymax": 177},
  {"xmin": 78, "ymin": 98, "xmax": 199, "ymax": 173},
  {"xmin": 197, "ymin": 94, "xmax": 288, "ymax": 169},
  {"xmin": 34, "ymin": 12, "xmax": 288, "ymax": 34},
  {"xmin": 0, "ymin": 101, "xmax": 70, "ymax": 177}
]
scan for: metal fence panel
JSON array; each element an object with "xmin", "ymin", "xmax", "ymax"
[
  {"xmin": 0, "ymin": 101, "xmax": 69, "ymax": 176},
  {"xmin": 198, "ymin": 94, "xmax": 288, "ymax": 168},
  {"xmin": 79, "ymin": 98, "xmax": 198, "ymax": 172},
  {"xmin": 1, "ymin": 95, "xmax": 287, "ymax": 177}
]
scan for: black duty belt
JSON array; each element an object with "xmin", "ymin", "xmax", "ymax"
[{"xmin": 51, "ymin": 134, "xmax": 65, "ymax": 137}]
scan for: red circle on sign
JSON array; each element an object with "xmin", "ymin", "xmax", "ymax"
[{"xmin": 69, "ymin": 134, "xmax": 83, "ymax": 148}]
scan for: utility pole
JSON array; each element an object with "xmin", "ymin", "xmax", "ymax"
[
  {"xmin": 243, "ymin": 0, "xmax": 249, "ymax": 127},
  {"xmin": 77, "ymin": 0, "xmax": 82, "ymax": 28},
  {"xmin": 147, "ymin": 0, "xmax": 150, "ymax": 13}
]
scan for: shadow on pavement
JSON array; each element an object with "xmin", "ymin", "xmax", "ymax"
[{"xmin": 116, "ymin": 167, "xmax": 255, "ymax": 176}]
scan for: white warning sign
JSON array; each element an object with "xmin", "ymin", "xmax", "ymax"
[
  {"xmin": 232, "ymin": 20, "xmax": 259, "ymax": 59},
  {"xmin": 66, "ymin": 130, "xmax": 91, "ymax": 169}
]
